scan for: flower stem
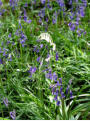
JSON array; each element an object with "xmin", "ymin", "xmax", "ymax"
[{"xmin": 62, "ymin": 99, "xmax": 66, "ymax": 120}]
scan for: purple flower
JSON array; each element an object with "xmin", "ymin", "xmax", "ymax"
[
  {"xmin": 0, "ymin": 58, "xmax": 3, "ymax": 64},
  {"xmin": 79, "ymin": 6, "xmax": 85, "ymax": 17},
  {"xmin": 59, "ymin": 78, "xmax": 62, "ymax": 84},
  {"xmin": 45, "ymin": 17, "xmax": 49, "ymax": 22},
  {"xmin": 54, "ymin": 95, "xmax": 58, "ymax": 101},
  {"xmin": 68, "ymin": 22, "xmax": 76, "ymax": 31},
  {"xmin": 33, "ymin": 46, "xmax": 40, "ymax": 53},
  {"xmin": 33, "ymin": 46, "xmax": 37, "ymax": 52},
  {"xmin": 0, "ymin": 48, "xmax": 2, "ymax": 53},
  {"xmin": 75, "ymin": 0, "xmax": 78, "ymax": 3},
  {"xmin": 28, "ymin": 67, "xmax": 37, "ymax": 77},
  {"xmin": 60, "ymin": 86, "xmax": 63, "ymax": 93},
  {"xmin": 56, "ymin": 81, "xmax": 61, "ymax": 86},
  {"xmin": 46, "ymin": 72, "xmax": 52, "ymax": 80},
  {"xmin": 39, "ymin": 18, "xmax": 42, "ymax": 23},
  {"xmin": 23, "ymin": 15, "xmax": 27, "ymax": 21},
  {"xmin": 75, "ymin": 21, "xmax": 79, "ymax": 26},
  {"xmin": 26, "ymin": 19, "xmax": 32, "ymax": 24},
  {"xmin": 30, "ymin": 67, "xmax": 37, "ymax": 74},
  {"xmin": 36, "ymin": 49, "xmax": 39, "ymax": 53},
  {"xmin": 61, "ymin": 92, "xmax": 65, "ymax": 98},
  {"xmin": 70, "ymin": 90, "xmax": 73, "ymax": 98},
  {"xmin": 0, "ymin": 0, "xmax": 2, "ymax": 6},
  {"xmin": 69, "ymin": 80, "xmax": 72, "ymax": 85},
  {"xmin": 9, "ymin": 0, "xmax": 18, "ymax": 10},
  {"xmin": 56, "ymin": 100, "xmax": 60, "ymax": 106},
  {"xmin": 20, "ymin": 32, "xmax": 27, "ymax": 47},
  {"xmin": 37, "ymin": 56, "xmax": 40, "ymax": 62},
  {"xmin": 82, "ymin": 0, "xmax": 87, "ymax": 7},
  {"xmin": 52, "ymin": 72, "xmax": 58, "ymax": 82},
  {"xmin": 41, "ymin": 0, "xmax": 46, "ymax": 4},
  {"xmin": 47, "ymin": 2, "xmax": 52, "ymax": 10},
  {"xmin": 51, "ymin": 86, "xmax": 56, "ymax": 95},
  {"xmin": 69, "ymin": 0, "xmax": 72, "ymax": 5},
  {"xmin": 39, "ymin": 8, "xmax": 45, "ymax": 19},
  {"xmin": 10, "ymin": 110, "xmax": 16, "ymax": 120},
  {"xmin": 52, "ymin": 12, "xmax": 57, "ymax": 24},
  {"xmin": 3, "ymin": 98, "xmax": 8, "ymax": 107},
  {"xmin": 7, "ymin": 41, "xmax": 11, "ymax": 45},
  {"xmin": 24, "ymin": 3, "xmax": 28, "ymax": 7},
  {"xmin": 52, "ymin": 19, "xmax": 57, "ymax": 24},
  {"xmin": 40, "ymin": 44, "xmax": 43, "ymax": 48},
  {"xmin": 56, "ymin": 89, "xmax": 59, "ymax": 94},
  {"xmin": 56, "ymin": 52, "xmax": 59, "ymax": 61},
  {"xmin": 8, "ymin": 33, "xmax": 11, "ymax": 38},
  {"xmin": 66, "ymin": 85, "xmax": 70, "ymax": 94},
  {"xmin": 8, "ymin": 55, "xmax": 12, "ymax": 61},
  {"xmin": 57, "ymin": 0, "xmax": 65, "ymax": 8}
]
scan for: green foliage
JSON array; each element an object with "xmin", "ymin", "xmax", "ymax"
[{"xmin": 0, "ymin": 0, "xmax": 90, "ymax": 120}]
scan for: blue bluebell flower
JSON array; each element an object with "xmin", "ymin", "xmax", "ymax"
[
  {"xmin": 10, "ymin": 110, "xmax": 16, "ymax": 120},
  {"xmin": 37, "ymin": 56, "xmax": 40, "ymax": 62},
  {"xmin": 3, "ymin": 98, "xmax": 8, "ymax": 107},
  {"xmin": 56, "ymin": 100, "xmax": 60, "ymax": 106},
  {"xmin": 56, "ymin": 52, "xmax": 59, "ymax": 61},
  {"xmin": 41, "ymin": 0, "xmax": 46, "ymax": 4},
  {"xmin": 70, "ymin": 90, "xmax": 73, "ymax": 98},
  {"xmin": 0, "ymin": 58, "xmax": 3, "ymax": 64}
]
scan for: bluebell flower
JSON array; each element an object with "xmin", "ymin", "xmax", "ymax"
[
  {"xmin": 3, "ymin": 98, "xmax": 8, "ymax": 107},
  {"xmin": 68, "ymin": 22, "xmax": 76, "ymax": 31},
  {"xmin": 66, "ymin": 85, "xmax": 70, "ymax": 94},
  {"xmin": 56, "ymin": 100, "xmax": 60, "ymax": 106},
  {"xmin": 50, "ymin": 77, "xmax": 73, "ymax": 106},
  {"xmin": 45, "ymin": 17, "xmax": 49, "ymax": 23},
  {"xmin": 37, "ymin": 56, "xmax": 40, "ymax": 62},
  {"xmin": 52, "ymin": 72, "xmax": 58, "ymax": 82},
  {"xmin": 46, "ymin": 72, "xmax": 52, "ymax": 80},
  {"xmin": 10, "ymin": 110, "xmax": 16, "ymax": 120},
  {"xmin": 51, "ymin": 86, "xmax": 56, "ymax": 95},
  {"xmin": 59, "ymin": 78, "xmax": 62, "ymax": 84},
  {"xmin": 0, "ymin": 48, "xmax": 2, "ymax": 53},
  {"xmin": 52, "ymin": 19, "xmax": 57, "ymax": 24},
  {"xmin": 0, "ymin": 0, "xmax": 2, "ymax": 6},
  {"xmin": 61, "ymin": 92, "xmax": 65, "ymax": 98},
  {"xmin": 54, "ymin": 95, "xmax": 58, "ymax": 101},
  {"xmin": 26, "ymin": 19, "xmax": 32, "ymax": 24},
  {"xmin": 20, "ymin": 31, "xmax": 27, "ymax": 47},
  {"xmin": 70, "ymin": 90, "xmax": 73, "ymax": 98},
  {"xmin": 9, "ymin": 0, "xmax": 18, "ymax": 10},
  {"xmin": 60, "ymin": 86, "xmax": 63, "ymax": 93},
  {"xmin": 0, "ymin": 58, "xmax": 3, "ymax": 64},
  {"xmin": 40, "ymin": 44, "xmax": 43, "ymax": 48},
  {"xmin": 41, "ymin": 0, "xmax": 46, "ymax": 4},
  {"xmin": 47, "ymin": 2, "xmax": 52, "ymax": 10},
  {"xmin": 8, "ymin": 55, "xmax": 12, "ymax": 62},
  {"xmin": 56, "ymin": 52, "xmax": 59, "ymax": 61},
  {"xmin": 24, "ymin": 3, "xmax": 28, "ymax": 7},
  {"xmin": 30, "ymin": 67, "xmax": 37, "ymax": 74},
  {"xmin": 56, "ymin": 81, "xmax": 61, "ymax": 86},
  {"xmin": 52, "ymin": 12, "xmax": 57, "ymax": 24},
  {"xmin": 39, "ymin": 18, "xmax": 42, "ymax": 23},
  {"xmin": 8, "ymin": 33, "xmax": 12, "ymax": 38},
  {"xmin": 28, "ymin": 67, "xmax": 37, "ymax": 77},
  {"xmin": 7, "ymin": 41, "xmax": 11, "ymax": 45},
  {"xmin": 57, "ymin": 0, "xmax": 65, "ymax": 8}
]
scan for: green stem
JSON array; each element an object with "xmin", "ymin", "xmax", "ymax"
[
  {"xmin": 62, "ymin": 99, "xmax": 66, "ymax": 120},
  {"xmin": 0, "ymin": 73, "xmax": 4, "ymax": 117},
  {"xmin": 20, "ymin": 43, "xmax": 23, "ymax": 63}
]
